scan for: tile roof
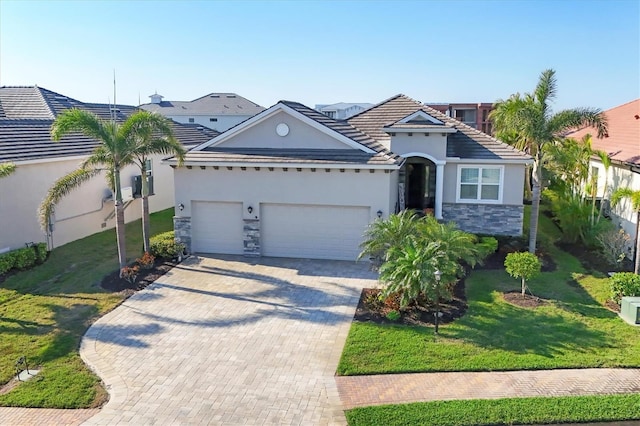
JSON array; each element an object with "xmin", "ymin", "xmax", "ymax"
[
  {"xmin": 139, "ymin": 92, "xmax": 265, "ymax": 116},
  {"xmin": 567, "ymin": 99, "xmax": 640, "ymax": 166},
  {"xmin": 184, "ymin": 148, "xmax": 396, "ymax": 166},
  {"xmin": 348, "ymin": 94, "xmax": 531, "ymax": 161},
  {"xmin": 0, "ymin": 86, "xmax": 218, "ymax": 163}
]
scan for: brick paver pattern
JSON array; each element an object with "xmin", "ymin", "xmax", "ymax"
[
  {"xmin": 79, "ymin": 255, "xmax": 377, "ymax": 425},
  {"xmin": 336, "ymin": 368, "xmax": 640, "ymax": 409},
  {"xmin": 0, "ymin": 408, "xmax": 99, "ymax": 426}
]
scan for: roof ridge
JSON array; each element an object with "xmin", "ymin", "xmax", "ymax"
[
  {"xmin": 347, "ymin": 94, "xmax": 409, "ymax": 120},
  {"xmin": 33, "ymin": 87, "xmax": 56, "ymax": 119}
]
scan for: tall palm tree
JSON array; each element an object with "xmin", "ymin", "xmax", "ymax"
[
  {"xmin": 40, "ymin": 108, "xmax": 138, "ymax": 275},
  {"xmin": 120, "ymin": 111, "xmax": 186, "ymax": 252},
  {"xmin": 610, "ymin": 188, "xmax": 640, "ymax": 274},
  {"xmin": 490, "ymin": 69, "xmax": 608, "ymax": 253},
  {"xmin": 0, "ymin": 162, "xmax": 16, "ymax": 178},
  {"xmin": 594, "ymin": 150, "xmax": 612, "ymax": 224}
]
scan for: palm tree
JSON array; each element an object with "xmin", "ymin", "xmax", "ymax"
[
  {"xmin": 610, "ymin": 188, "xmax": 640, "ymax": 274},
  {"xmin": 120, "ymin": 111, "xmax": 186, "ymax": 252},
  {"xmin": 40, "ymin": 108, "xmax": 138, "ymax": 275},
  {"xmin": 490, "ymin": 69, "xmax": 608, "ymax": 253},
  {"xmin": 0, "ymin": 162, "xmax": 16, "ymax": 178},
  {"xmin": 594, "ymin": 149, "xmax": 612, "ymax": 224}
]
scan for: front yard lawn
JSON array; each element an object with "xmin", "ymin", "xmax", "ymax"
[
  {"xmin": 346, "ymin": 394, "xmax": 640, "ymax": 426},
  {"xmin": 0, "ymin": 209, "xmax": 174, "ymax": 408},
  {"xmin": 338, "ymin": 244, "xmax": 640, "ymax": 375}
]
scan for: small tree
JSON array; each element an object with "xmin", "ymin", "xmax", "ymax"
[{"xmin": 505, "ymin": 251, "xmax": 542, "ymax": 296}]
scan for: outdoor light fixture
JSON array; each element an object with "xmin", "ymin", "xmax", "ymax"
[
  {"xmin": 377, "ymin": 210, "xmax": 383, "ymax": 218},
  {"xmin": 178, "ymin": 203, "xmax": 184, "ymax": 211},
  {"xmin": 247, "ymin": 206, "xmax": 253, "ymax": 214},
  {"xmin": 434, "ymin": 269, "xmax": 442, "ymax": 334}
]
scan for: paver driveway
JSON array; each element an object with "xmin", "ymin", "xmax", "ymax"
[{"xmin": 80, "ymin": 255, "xmax": 377, "ymax": 425}]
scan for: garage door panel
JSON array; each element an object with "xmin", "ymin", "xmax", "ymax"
[
  {"xmin": 262, "ymin": 204, "xmax": 369, "ymax": 261},
  {"xmin": 192, "ymin": 201, "xmax": 243, "ymax": 254}
]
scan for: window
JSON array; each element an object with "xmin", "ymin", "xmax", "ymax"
[
  {"xmin": 145, "ymin": 159, "xmax": 153, "ymax": 176},
  {"xmin": 209, "ymin": 117, "xmax": 218, "ymax": 122},
  {"xmin": 188, "ymin": 118, "xmax": 195, "ymax": 123},
  {"xmin": 457, "ymin": 166, "xmax": 503, "ymax": 203}
]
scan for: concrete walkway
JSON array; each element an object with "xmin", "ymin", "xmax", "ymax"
[
  {"xmin": 337, "ymin": 368, "xmax": 640, "ymax": 409},
  {"xmin": 0, "ymin": 407, "xmax": 99, "ymax": 426}
]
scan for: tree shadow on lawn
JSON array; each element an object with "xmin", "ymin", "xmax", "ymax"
[{"xmin": 445, "ymin": 298, "xmax": 614, "ymax": 358}]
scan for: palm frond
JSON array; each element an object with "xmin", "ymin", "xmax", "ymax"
[
  {"xmin": 50, "ymin": 108, "xmax": 111, "ymax": 143},
  {"xmin": 38, "ymin": 168, "xmax": 102, "ymax": 231},
  {"xmin": 0, "ymin": 162, "xmax": 16, "ymax": 178},
  {"xmin": 610, "ymin": 188, "xmax": 640, "ymax": 211},
  {"xmin": 534, "ymin": 69, "xmax": 557, "ymax": 111},
  {"xmin": 549, "ymin": 108, "xmax": 608, "ymax": 138}
]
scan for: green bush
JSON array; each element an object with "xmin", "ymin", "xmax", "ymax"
[
  {"xmin": 13, "ymin": 247, "xmax": 37, "ymax": 269},
  {"xmin": 505, "ymin": 251, "xmax": 542, "ymax": 296},
  {"xmin": 35, "ymin": 243, "xmax": 48, "ymax": 263},
  {"xmin": 149, "ymin": 231, "xmax": 185, "ymax": 258},
  {"xmin": 0, "ymin": 253, "xmax": 14, "ymax": 275},
  {"xmin": 476, "ymin": 236, "xmax": 499, "ymax": 261},
  {"xmin": 610, "ymin": 273, "xmax": 640, "ymax": 304}
]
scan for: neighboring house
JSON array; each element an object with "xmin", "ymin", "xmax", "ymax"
[
  {"xmin": 0, "ymin": 86, "xmax": 217, "ymax": 251},
  {"xmin": 315, "ymin": 102, "xmax": 374, "ymax": 120},
  {"xmin": 426, "ymin": 102, "xmax": 495, "ymax": 134},
  {"xmin": 139, "ymin": 92, "xmax": 265, "ymax": 132},
  {"xmin": 167, "ymin": 94, "xmax": 531, "ymax": 261},
  {"xmin": 569, "ymin": 99, "xmax": 640, "ymax": 256}
]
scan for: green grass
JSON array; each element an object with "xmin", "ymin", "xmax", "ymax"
[
  {"xmin": 0, "ymin": 209, "xmax": 174, "ymax": 408},
  {"xmin": 338, "ymin": 209, "xmax": 640, "ymax": 375},
  {"xmin": 346, "ymin": 394, "xmax": 640, "ymax": 426}
]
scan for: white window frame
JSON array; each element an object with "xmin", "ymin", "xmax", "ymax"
[{"xmin": 456, "ymin": 165, "xmax": 504, "ymax": 204}]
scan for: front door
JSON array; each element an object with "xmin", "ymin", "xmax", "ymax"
[{"xmin": 403, "ymin": 158, "xmax": 436, "ymax": 211}]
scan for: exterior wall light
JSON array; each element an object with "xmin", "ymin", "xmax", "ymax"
[
  {"xmin": 377, "ymin": 210, "xmax": 383, "ymax": 218},
  {"xmin": 178, "ymin": 203, "xmax": 184, "ymax": 211},
  {"xmin": 247, "ymin": 206, "xmax": 253, "ymax": 214}
]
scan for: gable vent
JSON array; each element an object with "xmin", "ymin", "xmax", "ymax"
[
  {"xmin": 210, "ymin": 95, "xmax": 220, "ymax": 98},
  {"xmin": 226, "ymin": 95, "xmax": 236, "ymax": 98}
]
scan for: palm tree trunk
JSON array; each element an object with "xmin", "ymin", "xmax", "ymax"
[
  {"xmin": 141, "ymin": 166, "xmax": 151, "ymax": 253},
  {"xmin": 524, "ymin": 165, "xmax": 533, "ymax": 202},
  {"xmin": 597, "ymin": 179, "xmax": 609, "ymax": 224},
  {"xmin": 113, "ymin": 167, "xmax": 127, "ymax": 276},
  {"xmin": 635, "ymin": 212, "xmax": 640, "ymax": 275},
  {"xmin": 528, "ymin": 155, "xmax": 542, "ymax": 254}
]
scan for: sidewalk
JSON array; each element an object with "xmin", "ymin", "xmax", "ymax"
[
  {"xmin": 0, "ymin": 407, "xmax": 98, "ymax": 426},
  {"xmin": 336, "ymin": 368, "xmax": 640, "ymax": 409}
]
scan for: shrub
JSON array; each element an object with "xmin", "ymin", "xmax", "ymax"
[
  {"xmin": 0, "ymin": 253, "xmax": 14, "ymax": 275},
  {"xmin": 505, "ymin": 252, "xmax": 542, "ymax": 296},
  {"xmin": 136, "ymin": 252, "xmax": 155, "ymax": 270},
  {"xmin": 149, "ymin": 231, "xmax": 185, "ymax": 259},
  {"xmin": 34, "ymin": 243, "xmax": 48, "ymax": 263},
  {"xmin": 121, "ymin": 265, "xmax": 139, "ymax": 284},
  {"xmin": 476, "ymin": 236, "xmax": 499, "ymax": 261},
  {"xmin": 598, "ymin": 228, "xmax": 632, "ymax": 269},
  {"xmin": 610, "ymin": 272, "xmax": 640, "ymax": 304},
  {"xmin": 13, "ymin": 247, "xmax": 37, "ymax": 270},
  {"xmin": 385, "ymin": 310, "xmax": 401, "ymax": 321}
]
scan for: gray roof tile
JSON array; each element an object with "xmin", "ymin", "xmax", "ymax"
[
  {"xmin": 140, "ymin": 92, "xmax": 265, "ymax": 116},
  {"xmin": 348, "ymin": 94, "xmax": 531, "ymax": 162}
]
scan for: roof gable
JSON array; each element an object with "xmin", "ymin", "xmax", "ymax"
[
  {"xmin": 139, "ymin": 92, "xmax": 265, "ymax": 116},
  {"xmin": 398, "ymin": 110, "xmax": 444, "ymax": 125},
  {"xmin": 192, "ymin": 102, "xmax": 379, "ymax": 154}
]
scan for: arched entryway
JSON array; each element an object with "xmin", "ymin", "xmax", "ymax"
[{"xmin": 399, "ymin": 154, "xmax": 445, "ymax": 218}]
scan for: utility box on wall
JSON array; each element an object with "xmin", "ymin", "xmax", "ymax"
[
  {"xmin": 132, "ymin": 175, "xmax": 154, "ymax": 198},
  {"xmin": 620, "ymin": 297, "xmax": 640, "ymax": 325}
]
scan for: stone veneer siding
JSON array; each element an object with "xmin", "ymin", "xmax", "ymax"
[
  {"xmin": 173, "ymin": 216, "xmax": 192, "ymax": 253},
  {"xmin": 442, "ymin": 203, "xmax": 523, "ymax": 236},
  {"xmin": 243, "ymin": 219, "xmax": 260, "ymax": 257}
]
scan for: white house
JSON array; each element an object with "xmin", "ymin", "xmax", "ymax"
[
  {"xmin": 140, "ymin": 92, "xmax": 265, "ymax": 132},
  {"xmin": 315, "ymin": 102, "xmax": 374, "ymax": 120},
  {"xmin": 0, "ymin": 86, "xmax": 217, "ymax": 251},
  {"xmin": 166, "ymin": 94, "xmax": 532, "ymax": 261},
  {"xmin": 569, "ymin": 99, "xmax": 640, "ymax": 258}
]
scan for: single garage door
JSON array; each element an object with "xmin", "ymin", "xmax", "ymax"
[
  {"xmin": 261, "ymin": 203, "xmax": 370, "ymax": 261},
  {"xmin": 191, "ymin": 201, "xmax": 244, "ymax": 254}
]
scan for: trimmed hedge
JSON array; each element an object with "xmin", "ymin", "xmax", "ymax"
[
  {"xmin": 610, "ymin": 272, "xmax": 640, "ymax": 304},
  {"xmin": 149, "ymin": 231, "xmax": 185, "ymax": 259},
  {"xmin": 0, "ymin": 243, "xmax": 48, "ymax": 275}
]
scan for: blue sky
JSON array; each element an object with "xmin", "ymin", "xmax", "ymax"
[{"xmin": 1, "ymin": 0, "xmax": 638, "ymax": 112}]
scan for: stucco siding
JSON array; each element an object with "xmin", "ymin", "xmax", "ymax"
[
  {"xmin": 216, "ymin": 111, "xmax": 352, "ymax": 150},
  {"xmin": 390, "ymin": 134, "xmax": 447, "ymax": 159},
  {"xmin": 166, "ymin": 115, "xmax": 249, "ymax": 132},
  {"xmin": 0, "ymin": 153, "xmax": 177, "ymax": 251}
]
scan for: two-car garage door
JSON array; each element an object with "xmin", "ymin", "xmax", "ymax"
[{"xmin": 191, "ymin": 201, "xmax": 370, "ymax": 261}]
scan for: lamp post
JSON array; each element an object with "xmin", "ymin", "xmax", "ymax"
[{"xmin": 434, "ymin": 269, "xmax": 442, "ymax": 334}]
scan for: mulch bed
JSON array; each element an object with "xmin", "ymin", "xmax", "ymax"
[
  {"xmin": 353, "ymin": 278, "xmax": 468, "ymax": 327},
  {"xmin": 100, "ymin": 259, "xmax": 178, "ymax": 292},
  {"xmin": 502, "ymin": 290, "xmax": 548, "ymax": 309}
]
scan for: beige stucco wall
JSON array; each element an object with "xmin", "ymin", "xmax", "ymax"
[
  {"xmin": 389, "ymin": 133, "xmax": 447, "ymax": 159},
  {"xmin": 442, "ymin": 162, "xmax": 525, "ymax": 205},
  {"xmin": 166, "ymin": 114, "xmax": 250, "ymax": 132},
  {"xmin": 217, "ymin": 111, "xmax": 352, "ymax": 150},
  {"xmin": 591, "ymin": 159, "xmax": 639, "ymax": 246},
  {"xmin": 173, "ymin": 167, "xmax": 393, "ymax": 223},
  {"xmin": 0, "ymin": 153, "xmax": 177, "ymax": 251}
]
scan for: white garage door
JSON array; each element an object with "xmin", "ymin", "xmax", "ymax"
[
  {"xmin": 262, "ymin": 203, "xmax": 370, "ymax": 261},
  {"xmin": 191, "ymin": 201, "xmax": 244, "ymax": 254}
]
